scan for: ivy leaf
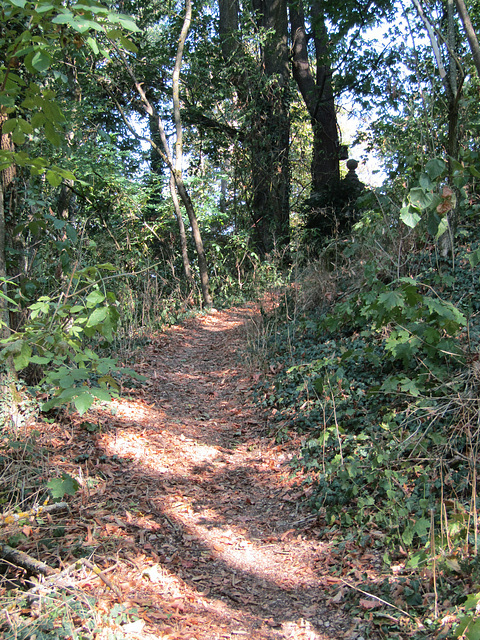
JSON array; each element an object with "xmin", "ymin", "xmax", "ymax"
[
  {"xmin": 468, "ymin": 247, "xmax": 480, "ymax": 267},
  {"xmin": 47, "ymin": 473, "xmax": 79, "ymax": 499},
  {"xmin": 377, "ymin": 290, "xmax": 404, "ymax": 310}
]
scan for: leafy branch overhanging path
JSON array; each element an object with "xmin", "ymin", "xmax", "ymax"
[{"xmin": 19, "ymin": 306, "xmax": 368, "ymax": 639}]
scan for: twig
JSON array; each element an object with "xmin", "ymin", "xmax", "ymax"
[
  {"xmin": 0, "ymin": 501, "xmax": 69, "ymax": 527},
  {"xmin": 340, "ymin": 578, "xmax": 420, "ymax": 622}
]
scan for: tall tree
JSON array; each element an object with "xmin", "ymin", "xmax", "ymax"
[
  {"xmin": 218, "ymin": 0, "xmax": 291, "ymax": 256},
  {"xmin": 290, "ymin": 0, "xmax": 340, "ymax": 193},
  {"xmin": 111, "ymin": 0, "xmax": 213, "ymax": 307}
]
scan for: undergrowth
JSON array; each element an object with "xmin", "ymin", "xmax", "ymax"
[{"xmin": 252, "ymin": 226, "xmax": 480, "ymax": 638}]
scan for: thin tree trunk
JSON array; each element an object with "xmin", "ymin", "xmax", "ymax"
[
  {"xmin": 171, "ymin": 0, "xmax": 211, "ymax": 304},
  {"xmin": 0, "ymin": 108, "xmax": 13, "ymax": 340},
  {"xmin": 111, "ymin": 14, "xmax": 212, "ymax": 307},
  {"xmin": 169, "ymin": 172, "xmax": 193, "ymax": 286},
  {"xmin": 412, "ymin": 0, "xmax": 464, "ymax": 259},
  {"xmin": 454, "ymin": 0, "xmax": 480, "ymax": 80},
  {"xmin": 0, "ymin": 184, "xmax": 9, "ymax": 340}
]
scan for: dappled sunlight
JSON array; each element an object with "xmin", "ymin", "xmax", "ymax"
[{"xmin": 11, "ymin": 308, "xmax": 356, "ymax": 639}]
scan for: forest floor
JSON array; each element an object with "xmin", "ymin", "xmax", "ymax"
[{"xmin": 2, "ymin": 305, "xmax": 381, "ymax": 640}]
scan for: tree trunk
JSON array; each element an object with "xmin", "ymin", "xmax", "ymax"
[
  {"xmin": 115, "ymin": 0, "xmax": 212, "ymax": 308},
  {"xmin": 218, "ymin": 0, "xmax": 240, "ymax": 61},
  {"xmin": 172, "ymin": 0, "xmax": 212, "ymax": 306},
  {"xmin": 290, "ymin": 0, "xmax": 340, "ymax": 192},
  {"xmin": 169, "ymin": 173, "xmax": 193, "ymax": 286},
  {"xmin": 218, "ymin": 0, "xmax": 290, "ymax": 257},
  {"xmin": 454, "ymin": 0, "xmax": 480, "ymax": 80}
]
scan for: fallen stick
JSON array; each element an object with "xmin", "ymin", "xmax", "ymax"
[
  {"xmin": 0, "ymin": 543, "xmax": 56, "ymax": 576},
  {"xmin": 0, "ymin": 501, "xmax": 69, "ymax": 526}
]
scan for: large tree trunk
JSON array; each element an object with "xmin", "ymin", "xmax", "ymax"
[
  {"xmin": 290, "ymin": 0, "xmax": 340, "ymax": 192},
  {"xmin": 218, "ymin": 0, "xmax": 290, "ymax": 257},
  {"xmin": 251, "ymin": 0, "xmax": 290, "ymax": 256}
]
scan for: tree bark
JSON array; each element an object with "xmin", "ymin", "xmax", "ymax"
[
  {"xmin": 113, "ymin": 1, "xmax": 212, "ymax": 308},
  {"xmin": 0, "ymin": 109, "xmax": 12, "ymax": 340},
  {"xmin": 218, "ymin": 0, "xmax": 240, "ymax": 61},
  {"xmin": 172, "ymin": 0, "xmax": 212, "ymax": 306},
  {"xmin": 290, "ymin": 0, "xmax": 340, "ymax": 192},
  {"xmin": 219, "ymin": 0, "xmax": 290, "ymax": 256},
  {"xmin": 413, "ymin": 0, "xmax": 463, "ymax": 258},
  {"xmin": 169, "ymin": 173, "xmax": 193, "ymax": 286},
  {"xmin": 252, "ymin": 0, "xmax": 290, "ymax": 255},
  {"xmin": 454, "ymin": 0, "xmax": 480, "ymax": 80}
]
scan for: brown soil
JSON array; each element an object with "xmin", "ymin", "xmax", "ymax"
[{"xmin": 5, "ymin": 306, "xmax": 374, "ymax": 639}]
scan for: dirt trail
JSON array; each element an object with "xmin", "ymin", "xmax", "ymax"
[{"xmin": 45, "ymin": 306, "xmax": 368, "ymax": 639}]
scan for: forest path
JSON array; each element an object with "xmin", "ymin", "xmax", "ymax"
[{"xmin": 63, "ymin": 306, "xmax": 365, "ymax": 639}]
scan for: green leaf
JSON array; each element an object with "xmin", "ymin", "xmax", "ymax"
[
  {"xmin": 86, "ymin": 306, "xmax": 108, "ymax": 327},
  {"xmin": 469, "ymin": 247, "xmax": 480, "ymax": 268},
  {"xmin": 400, "ymin": 205, "xmax": 421, "ymax": 228},
  {"xmin": 31, "ymin": 50, "xmax": 52, "ymax": 72},
  {"xmin": 109, "ymin": 12, "xmax": 141, "ymax": 32},
  {"xmin": 97, "ymin": 263, "xmax": 116, "ymax": 271},
  {"xmin": 17, "ymin": 118, "xmax": 33, "ymax": 134},
  {"xmin": 401, "ymin": 525, "xmax": 414, "ymax": 546},
  {"xmin": 469, "ymin": 165, "xmax": 480, "ymax": 178},
  {"xmin": 44, "ymin": 122, "xmax": 62, "ymax": 147},
  {"xmin": 425, "ymin": 157, "xmax": 446, "ymax": 180},
  {"xmin": 13, "ymin": 341, "xmax": 32, "ymax": 371},
  {"xmin": 2, "ymin": 118, "xmax": 17, "ymax": 135},
  {"xmin": 47, "ymin": 473, "xmax": 79, "ymax": 499},
  {"xmin": 46, "ymin": 170, "xmax": 63, "ymax": 187},
  {"xmin": 377, "ymin": 290, "xmax": 404, "ymax": 310},
  {"xmin": 419, "ymin": 173, "xmax": 432, "ymax": 190},
  {"xmin": 12, "ymin": 128, "xmax": 26, "ymax": 145},
  {"xmin": 98, "ymin": 374, "xmax": 120, "ymax": 390},
  {"xmin": 9, "ymin": 0, "xmax": 27, "ymax": 7},
  {"xmin": 74, "ymin": 392, "xmax": 94, "ymax": 415},
  {"xmin": 90, "ymin": 388, "xmax": 112, "ymax": 402},
  {"xmin": 51, "ymin": 11, "xmax": 74, "ymax": 25},
  {"xmin": 455, "ymin": 615, "xmax": 473, "ymax": 637},
  {"xmin": 414, "ymin": 517, "xmax": 430, "ymax": 538},
  {"xmin": 465, "ymin": 619, "xmax": 480, "ymax": 640},
  {"xmin": 86, "ymin": 36, "xmax": 99, "ymax": 55},
  {"xmin": 409, "ymin": 187, "xmax": 433, "ymax": 210},
  {"xmin": 30, "ymin": 355, "xmax": 52, "ymax": 365},
  {"xmin": 119, "ymin": 34, "xmax": 138, "ymax": 53},
  {"xmin": 86, "ymin": 290, "xmax": 105, "ymax": 307}
]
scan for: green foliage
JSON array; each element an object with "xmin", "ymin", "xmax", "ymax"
[
  {"xmin": 0, "ymin": 264, "xmax": 144, "ymax": 414},
  {"xmin": 47, "ymin": 472, "xmax": 79, "ymax": 500},
  {"xmin": 0, "ymin": 0, "xmax": 139, "ymax": 177}
]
